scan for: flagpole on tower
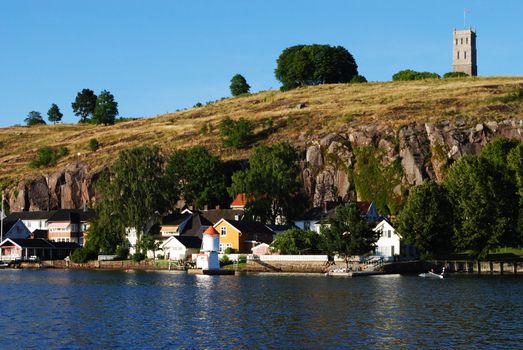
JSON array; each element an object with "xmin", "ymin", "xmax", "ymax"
[{"xmin": 464, "ymin": 8, "xmax": 470, "ymax": 29}]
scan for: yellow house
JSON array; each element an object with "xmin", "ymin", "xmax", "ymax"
[{"xmin": 213, "ymin": 219, "xmax": 275, "ymax": 253}]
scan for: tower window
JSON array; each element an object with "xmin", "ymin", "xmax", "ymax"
[
  {"xmin": 455, "ymin": 38, "xmax": 458, "ymax": 45},
  {"xmin": 461, "ymin": 38, "xmax": 463, "ymax": 44},
  {"xmin": 466, "ymin": 38, "xmax": 469, "ymax": 44},
  {"xmin": 457, "ymin": 51, "xmax": 460, "ymax": 60},
  {"xmin": 464, "ymin": 51, "xmax": 467, "ymax": 59}
]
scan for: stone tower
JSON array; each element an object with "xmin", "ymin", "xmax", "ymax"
[{"xmin": 452, "ymin": 29, "xmax": 477, "ymax": 76}]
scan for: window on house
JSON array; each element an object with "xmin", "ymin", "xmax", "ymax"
[
  {"xmin": 388, "ymin": 231, "xmax": 392, "ymax": 238},
  {"xmin": 226, "ymin": 243, "xmax": 233, "ymax": 248},
  {"xmin": 219, "ymin": 243, "xmax": 225, "ymax": 252},
  {"xmin": 220, "ymin": 226, "xmax": 227, "ymax": 236}
]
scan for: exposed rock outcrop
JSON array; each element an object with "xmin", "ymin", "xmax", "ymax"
[
  {"xmin": 302, "ymin": 119, "xmax": 523, "ymax": 207},
  {"xmin": 7, "ymin": 162, "xmax": 99, "ymax": 212}
]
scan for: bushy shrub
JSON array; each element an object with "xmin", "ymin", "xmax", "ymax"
[
  {"xmin": 70, "ymin": 247, "xmax": 96, "ymax": 263},
  {"xmin": 220, "ymin": 254, "xmax": 231, "ymax": 266},
  {"xmin": 29, "ymin": 146, "xmax": 68, "ymax": 168},
  {"xmin": 238, "ymin": 254, "xmax": 247, "ymax": 264},
  {"xmin": 443, "ymin": 71, "xmax": 469, "ymax": 78},
  {"xmin": 219, "ymin": 116, "xmax": 253, "ymax": 149},
  {"xmin": 115, "ymin": 246, "xmax": 129, "ymax": 260},
  {"xmin": 131, "ymin": 252, "xmax": 146, "ymax": 262},
  {"xmin": 392, "ymin": 69, "xmax": 440, "ymax": 81},
  {"xmin": 224, "ymin": 247, "xmax": 235, "ymax": 254},
  {"xmin": 56, "ymin": 146, "xmax": 69, "ymax": 158},
  {"xmin": 89, "ymin": 138, "xmax": 100, "ymax": 151}
]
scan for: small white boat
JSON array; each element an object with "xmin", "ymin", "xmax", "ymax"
[{"xmin": 419, "ymin": 268, "xmax": 446, "ymax": 279}]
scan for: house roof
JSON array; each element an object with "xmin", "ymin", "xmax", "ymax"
[
  {"xmin": 162, "ymin": 212, "xmax": 192, "ymax": 226},
  {"xmin": 6, "ymin": 211, "xmax": 57, "ymax": 221},
  {"xmin": 266, "ymin": 224, "xmax": 296, "ymax": 233},
  {"xmin": 31, "ymin": 229, "xmax": 48, "ymax": 239},
  {"xmin": 1, "ymin": 219, "xmax": 18, "ymax": 234},
  {"xmin": 294, "ymin": 206, "xmax": 336, "ymax": 221},
  {"xmin": 355, "ymin": 201, "xmax": 372, "ymax": 215},
  {"xmin": 201, "ymin": 209, "xmax": 244, "ymax": 224},
  {"xmin": 174, "ymin": 236, "xmax": 202, "ymax": 249},
  {"xmin": 230, "ymin": 193, "xmax": 249, "ymax": 208},
  {"xmin": 182, "ymin": 214, "xmax": 212, "ymax": 237},
  {"xmin": 0, "ymin": 238, "xmax": 55, "ymax": 248},
  {"xmin": 223, "ymin": 219, "xmax": 275, "ymax": 236},
  {"xmin": 8, "ymin": 209, "xmax": 97, "ymax": 223}
]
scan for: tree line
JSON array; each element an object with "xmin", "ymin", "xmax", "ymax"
[
  {"xmin": 24, "ymin": 89, "xmax": 119, "ymax": 126},
  {"xmin": 84, "ymin": 142, "xmax": 305, "ymax": 258}
]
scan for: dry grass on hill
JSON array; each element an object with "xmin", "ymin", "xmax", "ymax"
[{"xmin": 1, "ymin": 76, "xmax": 522, "ymax": 184}]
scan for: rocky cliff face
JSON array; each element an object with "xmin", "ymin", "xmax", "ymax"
[
  {"xmin": 302, "ymin": 119, "xmax": 523, "ymax": 208},
  {"xmin": 8, "ymin": 162, "xmax": 100, "ymax": 212},
  {"xmin": 4, "ymin": 119, "xmax": 522, "ymax": 213}
]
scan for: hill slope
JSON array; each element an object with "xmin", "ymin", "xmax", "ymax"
[{"xmin": 1, "ymin": 77, "xmax": 523, "ymax": 211}]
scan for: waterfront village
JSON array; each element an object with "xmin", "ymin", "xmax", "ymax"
[{"xmin": 0, "ymin": 194, "xmax": 406, "ymax": 274}]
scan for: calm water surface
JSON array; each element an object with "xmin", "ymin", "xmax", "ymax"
[{"xmin": 0, "ymin": 269, "xmax": 522, "ymax": 349}]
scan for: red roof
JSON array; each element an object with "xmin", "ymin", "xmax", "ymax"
[
  {"xmin": 203, "ymin": 226, "xmax": 219, "ymax": 236},
  {"xmin": 231, "ymin": 193, "xmax": 249, "ymax": 208}
]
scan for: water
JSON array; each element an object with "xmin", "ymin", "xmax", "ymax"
[{"xmin": 0, "ymin": 270, "xmax": 522, "ymax": 349}]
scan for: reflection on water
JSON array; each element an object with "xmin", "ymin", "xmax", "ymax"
[{"xmin": 0, "ymin": 270, "xmax": 522, "ymax": 349}]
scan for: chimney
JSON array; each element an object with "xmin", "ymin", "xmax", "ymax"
[{"xmin": 234, "ymin": 214, "xmax": 240, "ymax": 221}]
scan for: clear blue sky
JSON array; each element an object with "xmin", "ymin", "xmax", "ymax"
[{"xmin": 0, "ymin": 0, "xmax": 521, "ymax": 127}]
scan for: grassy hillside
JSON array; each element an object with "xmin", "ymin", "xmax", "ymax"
[{"xmin": 1, "ymin": 76, "xmax": 523, "ymax": 185}]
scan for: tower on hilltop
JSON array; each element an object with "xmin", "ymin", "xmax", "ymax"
[{"xmin": 452, "ymin": 28, "xmax": 477, "ymax": 76}]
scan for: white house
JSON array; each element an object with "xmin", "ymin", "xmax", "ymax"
[
  {"xmin": 160, "ymin": 236, "xmax": 202, "ymax": 261},
  {"xmin": 373, "ymin": 219, "xmax": 401, "ymax": 258}
]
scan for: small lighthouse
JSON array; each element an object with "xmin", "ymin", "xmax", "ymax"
[{"xmin": 196, "ymin": 226, "xmax": 220, "ymax": 271}]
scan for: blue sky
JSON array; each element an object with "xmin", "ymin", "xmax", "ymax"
[{"xmin": 0, "ymin": 0, "xmax": 521, "ymax": 127}]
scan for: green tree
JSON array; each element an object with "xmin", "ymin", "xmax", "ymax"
[
  {"xmin": 480, "ymin": 137, "xmax": 520, "ymax": 170},
  {"xmin": 444, "ymin": 155, "xmax": 519, "ymax": 258},
  {"xmin": 271, "ymin": 228, "xmax": 322, "ymax": 255},
  {"xmin": 166, "ymin": 146, "xmax": 226, "ymax": 209},
  {"xmin": 93, "ymin": 90, "xmax": 119, "ymax": 125},
  {"xmin": 229, "ymin": 142, "xmax": 305, "ymax": 224},
  {"xmin": 25, "ymin": 111, "xmax": 46, "ymax": 126},
  {"xmin": 508, "ymin": 143, "xmax": 523, "ymax": 240},
  {"xmin": 230, "ymin": 74, "xmax": 250, "ymax": 96},
  {"xmin": 219, "ymin": 116, "xmax": 253, "ymax": 149},
  {"xmin": 87, "ymin": 146, "xmax": 177, "ymax": 254},
  {"xmin": 396, "ymin": 181, "xmax": 454, "ymax": 258},
  {"xmin": 319, "ymin": 203, "xmax": 378, "ymax": 268},
  {"xmin": 275, "ymin": 44, "xmax": 358, "ymax": 91},
  {"xmin": 392, "ymin": 69, "xmax": 440, "ymax": 81},
  {"xmin": 47, "ymin": 103, "xmax": 63, "ymax": 124},
  {"xmin": 72, "ymin": 88, "xmax": 97, "ymax": 123}
]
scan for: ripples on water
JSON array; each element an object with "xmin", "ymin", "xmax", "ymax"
[{"xmin": 0, "ymin": 270, "xmax": 522, "ymax": 349}]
